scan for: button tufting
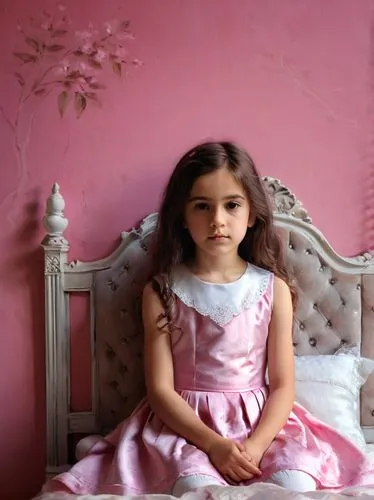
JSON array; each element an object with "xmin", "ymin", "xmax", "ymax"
[
  {"xmin": 341, "ymin": 299, "xmax": 346, "ymax": 306},
  {"xmin": 119, "ymin": 364, "xmax": 128, "ymax": 375},
  {"xmin": 319, "ymin": 265, "xmax": 325, "ymax": 272},
  {"xmin": 289, "ymin": 243, "xmax": 294, "ymax": 249},
  {"xmin": 371, "ymin": 409, "xmax": 374, "ymax": 417},
  {"xmin": 329, "ymin": 278, "xmax": 336, "ymax": 285},
  {"xmin": 106, "ymin": 347, "xmax": 115, "ymax": 359},
  {"xmin": 341, "ymin": 339, "xmax": 347, "ymax": 345},
  {"xmin": 305, "ymin": 249, "xmax": 312, "ymax": 255},
  {"xmin": 356, "ymin": 284, "xmax": 361, "ymax": 290},
  {"xmin": 309, "ymin": 337, "xmax": 317, "ymax": 347},
  {"xmin": 326, "ymin": 320, "xmax": 332, "ymax": 327},
  {"xmin": 299, "ymin": 322, "xmax": 305, "ymax": 330},
  {"xmin": 313, "ymin": 303, "xmax": 318, "ymax": 310}
]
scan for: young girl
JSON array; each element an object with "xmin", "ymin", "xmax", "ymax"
[{"xmin": 46, "ymin": 141, "xmax": 374, "ymax": 496}]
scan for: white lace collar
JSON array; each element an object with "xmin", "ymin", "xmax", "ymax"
[{"xmin": 171, "ymin": 264, "xmax": 271, "ymax": 326}]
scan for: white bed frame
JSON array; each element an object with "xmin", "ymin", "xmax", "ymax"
[{"xmin": 41, "ymin": 179, "xmax": 374, "ymax": 480}]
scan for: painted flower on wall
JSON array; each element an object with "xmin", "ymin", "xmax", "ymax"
[
  {"xmin": 0, "ymin": 4, "xmax": 141, "ymax": 218},
  {"xmin": 13, "ymin": 4, "xmax": 141, "ymax": 118}
]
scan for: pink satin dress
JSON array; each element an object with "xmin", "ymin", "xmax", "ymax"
[{"xmin": 46, "ymin": 264, "xmax": 374, "ymax": 495}]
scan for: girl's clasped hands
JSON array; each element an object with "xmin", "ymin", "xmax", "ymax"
[{"xmin": 208, "ymin": 436, "xmax": 264, "ymax": 484}]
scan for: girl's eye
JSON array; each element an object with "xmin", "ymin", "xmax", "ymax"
[
  {"xmin": 194, "ymin": 202, "xmax": 210, "ymax": 211},
  {"xmin": 226, "ymin": 201, "xmax": 240, "ymax": 210}
]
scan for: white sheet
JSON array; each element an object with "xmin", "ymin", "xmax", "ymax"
[{"xmin": 33, "ymin": 483, "xmax": 374, "ymax": 499}]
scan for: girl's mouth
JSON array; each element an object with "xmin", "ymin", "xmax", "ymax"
[{"xmin": 208, "ymin": 234, "xmax": 228, "ymax": 240}]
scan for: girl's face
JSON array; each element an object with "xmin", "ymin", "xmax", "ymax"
[{"xmin": 184, "ymin": 167, "xmax": 253, "ymax": 260}]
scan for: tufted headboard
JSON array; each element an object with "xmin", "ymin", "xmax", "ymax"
[{"xmin": 41, "ymin": 178, "xmax": 374, "ymax": 479}]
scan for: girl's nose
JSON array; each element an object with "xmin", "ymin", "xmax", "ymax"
[{"xmin": 210, "ymin": 207, "xmax": 225, "ymax": 227}]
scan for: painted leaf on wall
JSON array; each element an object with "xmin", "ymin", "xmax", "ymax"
[
  {"xmin": 13, "ymin": 52, "xmax": 38, "ymax": 63},
  {"xmin": 74, "ymin": 92, "xmax": 87, "ymax": 118},
  {"xmin": 112, "ymin": 62, "xmax": 122, "ymax": 77},
  {"xmin": 58, "ymin": 90, "xmax": 69, "ymax": 117}
]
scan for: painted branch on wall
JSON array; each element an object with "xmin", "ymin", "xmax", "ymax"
[{"xmin": 0, "ymin": 3, "xmax": 141, "ymax": 218}]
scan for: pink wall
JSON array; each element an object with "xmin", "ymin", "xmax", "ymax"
[{"xmin": 0, "ymin": 0, "xmax": 373, "ymax": 498}]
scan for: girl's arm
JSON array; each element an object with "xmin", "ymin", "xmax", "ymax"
[
  {"xmin": 142, "ymin": 282, "xmax": 220, "ymax": 453},
  {"xmin": 142, "ymin": 283, "xmax": 261, "ymax": 481},
  {"xmin": 245, "ymin": 276, "xmax": 295, "ymax": 452}
]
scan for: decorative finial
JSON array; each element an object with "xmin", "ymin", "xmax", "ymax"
[{"xmin": 42, "ymin": 183, "xmax": 69, "ymax": 247}]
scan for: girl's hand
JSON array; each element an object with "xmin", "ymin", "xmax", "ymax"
[
  {"xmin": 208, "ymin": 437, "xmax": 262, "ymax": 484},
  {"xmin": 242, "ymin": 438, "xmax": 266, "ymax": 469}
]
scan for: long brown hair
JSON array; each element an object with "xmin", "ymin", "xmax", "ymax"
[{"xmin": 151, "ymin": 141, "xmax": 296, "ymax": 323}]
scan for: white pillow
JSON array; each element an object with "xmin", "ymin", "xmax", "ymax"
[{"xmin": 294, "ymin": 346, "xmax": 374, "ymax": 451}]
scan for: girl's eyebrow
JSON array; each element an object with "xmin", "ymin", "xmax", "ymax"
[{"xmin": 188, "ymin": 194, "xmax": 246, "ymax": 202}]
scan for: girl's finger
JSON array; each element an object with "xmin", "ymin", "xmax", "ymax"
[
  {"xmin": 227, "ymin": 470, "xmax": 242, "ymax": 483},
  {"xmin": 248, "ymin": 462, "xmax": 262, "ymax": 476},
  {"xmin": 242, "ymin": 451, "xmax": 253, "ymax": 462},
  {"xmin": 224, "ymin": 475, "xmax": 237, "ymax": 486},
  {"xmin": 234, "ymin": 465, "xmax": 255, "ymax": 481},
  {"xmin": 240, "ymin": 458, "xmax": 262, "ymax": 476},
  {"xmin": 236, "ymin": 452, "xmax": 261, "ymax": 475}
]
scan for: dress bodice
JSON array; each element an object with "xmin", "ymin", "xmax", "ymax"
[{"xmin": 170, "ymin": 264, "xmax": 273, "ymax": 392}]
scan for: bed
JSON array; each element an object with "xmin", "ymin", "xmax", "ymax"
[{"xmin": 35, "ymin": 177, "xmax": 374, "ymax": 499}]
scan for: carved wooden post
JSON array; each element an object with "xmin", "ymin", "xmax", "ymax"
[{"xmin": 41, "ymin": 183, "xmax": 70, "ymax": 477}]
